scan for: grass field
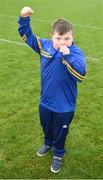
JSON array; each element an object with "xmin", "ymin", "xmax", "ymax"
[{"xmin": 0, "ymin": 0, "xmax": 103, "ymax": 179}]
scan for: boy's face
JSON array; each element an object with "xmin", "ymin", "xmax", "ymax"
[{"xmin": 51, "ymin": 31, "xmax": 73, "ymax": 49}]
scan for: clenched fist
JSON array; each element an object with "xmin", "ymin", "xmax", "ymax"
[
  {"xmin": 59, "ymin": 45, "xmax": 70, "ymax": 55},
  {"xmin": 21, "ymin": 7, "xmax": 34, "ymax": 17}
]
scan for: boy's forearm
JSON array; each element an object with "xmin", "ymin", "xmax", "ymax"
[
  {"xmin": 18, "ymin": 6, "xmax": 34, "ymax": 37},
  {"xmin": 18, "ymin": 9, "xmax": 40, "ymax": 54},
  {"xmin": 62, "ymin": 53, "xmax": 87, "ymax": 82},
  {"xmin": 18, "ymin": 16, "xmax": 31, "ymax": 37}
]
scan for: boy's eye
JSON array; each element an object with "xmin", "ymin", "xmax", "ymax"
[
  {"xmin": 55, "ymin": 37, "xmax": 70, "ymax": 41},
  {"xmin": 64, "ymin": 37, "xmax": 70, "ymax": 41},
  {"xmin": 56, "ymin": 37, "xmax": 61, "ymax": 40}
]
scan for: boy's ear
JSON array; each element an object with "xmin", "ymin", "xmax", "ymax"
[
  {"xmin": 50, "ymin": 32, "xmax": 53, "ymax": 38},
  {"xmin": 71, "ymin": 33, "xmax": 74, "ymax": 42}
]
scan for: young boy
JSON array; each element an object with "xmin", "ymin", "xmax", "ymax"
[{"xmin": 18, "ymin": 7, "xmax": 86, "ymax": 173}]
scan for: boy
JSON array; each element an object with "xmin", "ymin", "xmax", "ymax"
[{"xmin": 18, "ymin": 7, "xmax": 86, "ymax": 173}]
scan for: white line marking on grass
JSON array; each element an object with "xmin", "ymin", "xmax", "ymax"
[
  {"xmin": 0, "ymin": 38, "xmax": 100, "ymax": 62},
  {"xmin": 0, "ymin": 14, "xmax": 103, "ymax": 31},
  {"xmin": 0, "ymin": 38, "xmax": 27, "ymax": 46},
  {"xmin": 0, "ymin": 14, "xmax": 16, "ymax": 18},
  {"xmin": 73, "ymin": 23, "xmax": 103, "ymax": 30},
  {"xmin": 86, "ymin": 56, "xmax": 100, "ymax": 62}
]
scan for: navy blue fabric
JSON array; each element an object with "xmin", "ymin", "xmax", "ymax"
[{"xmin": 39, "ymin": 104, "xmax": 74, "ymax": 157}]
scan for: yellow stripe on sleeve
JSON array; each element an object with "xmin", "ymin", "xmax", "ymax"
[
  {"xmin": 22, "ymin": 34, "xmax": 27, "ymax": 41},
  {"xmin": 62, "ymin": 59, "xmax": 86, "ymax": 81},
  {"xmin": 36, "ymin": 36, "xmax": 42, "ymax": 51},
  {"xmin": 36, "ymin": 36, "xmax": 52, "ymax": 58}
]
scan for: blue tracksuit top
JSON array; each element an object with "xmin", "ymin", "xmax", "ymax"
[{"xmin": 18, "ymin": 16, "xmax": 87, "ymax": 113}]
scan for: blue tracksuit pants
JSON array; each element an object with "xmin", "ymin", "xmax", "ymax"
[{"xmin": 39, "ymin": 104, "xmax": 74, "ymax": 157}]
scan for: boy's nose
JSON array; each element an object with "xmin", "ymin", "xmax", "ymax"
[{"xmin": 60, "ymin": 40, "xmax": 65, "ymax": 45}]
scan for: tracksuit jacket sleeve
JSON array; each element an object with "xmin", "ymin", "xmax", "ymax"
[
  {"xmin": 62, "ymin": 49, "xmax": 87, "ymax": 82},
  {"xmin": 18, "ymin": 16, "xmax": 40, "ymax": 54}
]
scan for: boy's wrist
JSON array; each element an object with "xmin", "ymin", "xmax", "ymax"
[
  {"xmin": 62, "ymin": 52, "xmax": 71, "ymax": 59},
  {"xmin": 19, "ymin": 16, "xmax": 30, "ymax": 21}
]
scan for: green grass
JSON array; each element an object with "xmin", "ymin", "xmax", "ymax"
[{"xmin": 0, "ymin": 0, "xmax": 103, "ymax": 179}]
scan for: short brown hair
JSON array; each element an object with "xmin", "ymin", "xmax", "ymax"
[{"xmin": 51, "ymin": 18, "xmax": 73, "ymax": 35}]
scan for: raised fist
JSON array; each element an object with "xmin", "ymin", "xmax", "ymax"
[{"xmin": 21, "ymin": 7, "xmax": 33, "ymax": 17}]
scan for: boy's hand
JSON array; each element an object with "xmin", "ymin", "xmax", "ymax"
[
  {"xmin": 59, "ymin": 45, "xmax": 70, "ymax": 55},
  {"xmin": 21, "ymin": 7, "xmax": 34, "ymax": 17}
]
